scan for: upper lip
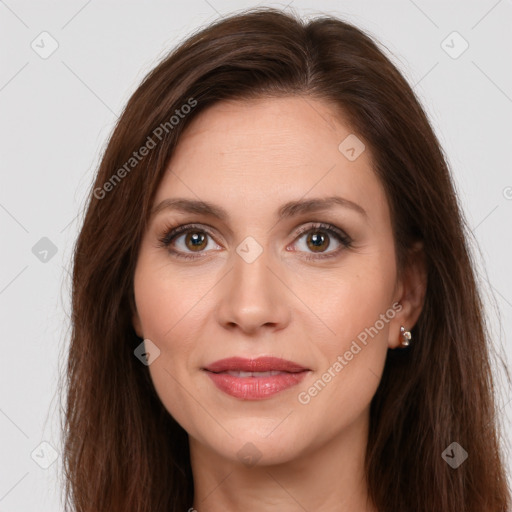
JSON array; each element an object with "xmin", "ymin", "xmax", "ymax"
[{"xmin": 203, "ymin": 356, "xmax": 309, "ymax": 373}]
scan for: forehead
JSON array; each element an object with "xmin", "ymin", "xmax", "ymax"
[{"xmin": 154, "ymin": 96, "xmax": 388, "ymax": 227}]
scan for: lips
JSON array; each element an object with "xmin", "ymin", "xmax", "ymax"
[
  {"xmin": 203, "ymin": 356, "xmax": 309, "ymax": 374},
  {"xmin": 202, "ymin": 357, "xmax": 310, "ymax": 400}
]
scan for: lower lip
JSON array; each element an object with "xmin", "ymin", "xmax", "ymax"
[{"xmin": 204, "ymin": 370, "xmax": 309, "ymax": 400}]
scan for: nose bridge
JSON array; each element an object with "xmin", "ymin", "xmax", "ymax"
[
  {"xmin": 232, "ymin": 237, "xmax": 277, "ymax": 305},
  {"xmin": 215, "ymin": 236, "xmax": 290, "ymax": 331}
]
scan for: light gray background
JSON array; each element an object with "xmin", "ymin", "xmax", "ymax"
[{"xmin": 1, "ymin": 0, "xmax": 511, "ymax": 510}]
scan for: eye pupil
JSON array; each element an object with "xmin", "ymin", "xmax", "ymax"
[
  {"xmin": 307, "ymin": 231, "xmax": 330, "ymax": 252},
  {"xmin": 186, "ymin": 232, "xmax": 207, "ymax": 251}
]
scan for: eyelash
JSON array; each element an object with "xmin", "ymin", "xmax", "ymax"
[{"xmin": 156, "ymin": 222, "xmax": 353, "ymax": 261}]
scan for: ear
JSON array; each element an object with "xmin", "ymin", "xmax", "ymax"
[{"xmin": 388, "ymin": 240, "xmax": 427, "ymax": 349}]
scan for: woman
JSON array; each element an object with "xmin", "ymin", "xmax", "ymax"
[{"xmin": 61, "ymin": 7, "xmax": 511, "ymax": 511}]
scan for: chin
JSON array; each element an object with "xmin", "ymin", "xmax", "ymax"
[
  {"xmin": 192, "ymin": 426, "xmax": 306, "ymax": 467},
  {"xmin": 227, "ymin": 437, "xmax": 302, "ymax": 467}
]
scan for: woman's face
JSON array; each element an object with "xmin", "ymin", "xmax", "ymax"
[{"xmin": 132, "ymin": 95, "xmax": 412, "ymax": 465}]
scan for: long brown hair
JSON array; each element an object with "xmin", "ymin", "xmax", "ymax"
[{"xmin": 60, "ymin": 7, "xmax": 511, "ymax": 511}]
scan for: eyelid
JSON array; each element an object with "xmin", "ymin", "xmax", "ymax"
[{"xmin": 293, "ymin": 222, "xmax": 350, "ymax": 241}]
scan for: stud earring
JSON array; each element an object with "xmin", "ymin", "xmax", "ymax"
[{"xmin": 400, "ymin": 326, "xmax": 412, "ymax": 347}]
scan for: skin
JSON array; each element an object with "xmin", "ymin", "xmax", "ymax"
[{"xmin": 132, "ymin": 96, "xmax": 426, "ymax": 512}]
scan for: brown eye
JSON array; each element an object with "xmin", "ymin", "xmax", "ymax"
[
  {"xmin": 305, "ymin": 230, "xmax": 331, "ymax": 253},
  {"xmin": 292, "ymin": 222, "xmax": 352, "ymax": 260},
  {"xmin": 158, "ymin": 224, "xmax": 221, "ymax": 260},
  {"xmin": 184, "ymin": 231, "xmax": 208, "ymax": 252}
]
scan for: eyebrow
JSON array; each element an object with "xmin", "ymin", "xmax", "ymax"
[{"xmin": 151, "ymin": 196, "xmax": 367, "ymax": 221}]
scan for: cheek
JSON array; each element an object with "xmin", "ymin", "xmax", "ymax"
[
  {"xmin": 293, "ymin": 257, "xmax": 395, "ymax": 407},
  {"xmin": 133, "ymin": 256, "xmax": 211, "ymax": 430},
  {"xmin": 295, "ymin": 255, "xmax": 396, "ymax": 348},
  {"xmin": 133, "ymin": 250, "xmax": 210, "ymax": 344}
]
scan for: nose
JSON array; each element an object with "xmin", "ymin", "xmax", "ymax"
[{"xmin": 214, "ymin": 246, "xmax": 291, "ymax": 335}]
